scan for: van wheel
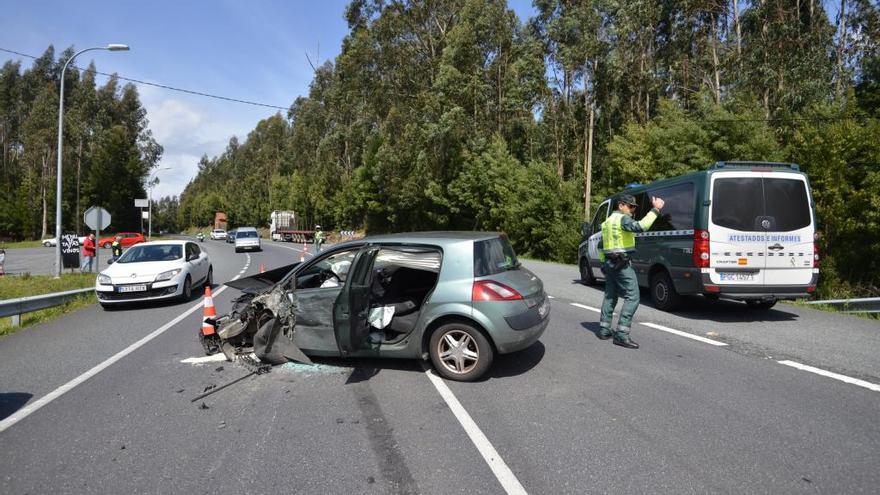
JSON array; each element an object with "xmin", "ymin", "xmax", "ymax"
[
  {"xmin": 650, "ymin": 271, "xmax": 681, "ymax": 311},
  {"xmin": 746, "ymin": 299, "xmax": 777, "ymax": 310},
  {"xmin": 429, "ymin": 323, "xmax": 493, "ymax": 382},
  {"xmin": 579, "ymin": 257, "xmax": 596, "ymax": 286}
]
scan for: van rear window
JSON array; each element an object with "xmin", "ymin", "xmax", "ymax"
[
  {"xmin": 764, "ymin": 178, "xmax": 811, "ymax": 231},
  {"xmin": 712, "ymin": 177, "xmax": 811, "ymax": 232},
  {"xmin": 474, "ymin": 236, "xmax": 520, "ymax": 277}
]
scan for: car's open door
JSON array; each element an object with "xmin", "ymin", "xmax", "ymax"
[{"xmin": 332, "ymin": 245, "xmax": 379, "ymax": 355}]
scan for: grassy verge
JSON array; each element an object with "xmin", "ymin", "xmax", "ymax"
[
  {"xmin": 0, "ymin": 273, "xmax": 97, "ymax": 336},
  {"xmin": 0, "ymin": 240, "xmax": 47, "ymax": 249}
]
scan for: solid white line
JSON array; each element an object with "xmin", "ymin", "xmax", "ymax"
[
  {"xmin": 181, "ymin": 354, "xmax": 228, "ymax": 364},
  {"xmin": 423, "ymin": 368, "xmax": 528, "ymax": 495},
  {"xmin": 0, "ymin": 262, "xmax": 248, "ymax": 434},
  {"xmin": 570, "ymin": 302, "xmax": 600, "ymax": 313},
  {"xmin": 778, "ymin": 360, "xmax": 880, "ymax": 393},
  {"xmin": 640, "ymin": 322, "xmax": 728, "ymax": 347}
]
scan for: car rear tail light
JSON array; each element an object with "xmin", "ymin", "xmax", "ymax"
[
  {"xmin": 705, "ymin": 284, "xmax": 720, "ymax": 293},
  {"xmin": 693, "ymin": 230, "xmax": 710, "ymax": 268},
  {"xmin": 472, "ymin": 280, "xmax": 523, "ymax": 301},
  {"xmin": 813, "ymin": 241, "xmax": 820, "ymax": 268},
  {"xmin": 807, "ymin": 285, "xmax": 816, "ymax": 293}
]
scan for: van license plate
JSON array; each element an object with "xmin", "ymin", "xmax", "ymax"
[
  {"xmin": 719, "ymin": 272, "xmax": 755, "ymax": 282},
  {"xmin": 118, "ymin": 285, "xmax": 147, "ymax": 293}
]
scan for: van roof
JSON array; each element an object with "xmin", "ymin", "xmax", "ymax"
[{"xmin": 608, "ymin": 161, "xmax": 805, "ymax": 201}]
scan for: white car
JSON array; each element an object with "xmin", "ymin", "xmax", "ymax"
[
  {"xmin": 95, "ymin": 240, "xmax": 212, "ymax": 308},
  {"xmin": 42, "ymin": 236, "xmax": 86, "ymax": 247},
  {"xmin": 234, "ymin": 227, "xmax": 261, "ymax": 253},
  {"xmin": 210, "ymin": 229, "xmax": 227, "ymax": 240}
]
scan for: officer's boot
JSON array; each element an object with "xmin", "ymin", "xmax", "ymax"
[
  {"xmin": 612, "ymin": 326, "xmax": 639, "ymax": 349},
  {"xmin": 597, "ymin": 321, "xmax": 613, "ymax": 340}
]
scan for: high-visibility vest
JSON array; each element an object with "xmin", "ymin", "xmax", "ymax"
[{"xmin": 601, "ymin": 210, "xmax": 658, "ymax": 253}]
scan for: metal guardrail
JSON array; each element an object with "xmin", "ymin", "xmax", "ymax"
[
  {"xmin": 0, "ymin": 287, "xmax": 94, "ymax": 327},
  {"xmin": 806, "ymin": 297, "xmax": 880, "ymax": 313}
]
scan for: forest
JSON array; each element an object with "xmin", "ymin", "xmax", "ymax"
[{"xmin": 3, "ymin": 1, "xmax": 879, "ymax": 296}]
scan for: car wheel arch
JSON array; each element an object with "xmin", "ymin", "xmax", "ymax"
[{"xmin": 420, "ymin": 314, "xmax": 497, "ymax": 358}]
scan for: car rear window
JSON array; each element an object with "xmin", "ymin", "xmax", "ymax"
[
  {"xmin": 712, "ymin": 177, "xmax": 811, "ymax": 232},
  {"xmin": 474, "ymin": 236, "xmax": 520, "ymax": 277},
  {"xmin": 238, "ymin": 231, "xmax": 258, "ymax": 238}
]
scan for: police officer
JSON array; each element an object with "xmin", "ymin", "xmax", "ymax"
[
  {"xmin": 597, "ymin": 194, "xmax": 665, "ymax": 349},
  {"xmin": 111, "ymin": 235, "xmax": 123, "ymax": 262},
  {"xmin": 314, "ymin": 225, "xmax": 325, "ymax": 253}
]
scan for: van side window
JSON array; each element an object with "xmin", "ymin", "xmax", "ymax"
[
  {"xmin": 591, "ymin": 201, "xmax": 609, "ymax": 233},
  {"xmin": 647, "ymin": 183, "xmax": 695, "ymax": 231}
]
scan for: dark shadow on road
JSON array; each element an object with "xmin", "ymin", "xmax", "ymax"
[
  {"xmin": 483, "ymin": 341, "xmax": 545, "ymax": 380},
  {"xmin": 0, "ymin": 392, "xmax": 33, "ymax": 420},
  {"xmin": 580, "ymin": 321, "xmax": 610, "ymax": 339},
  {"xmin": 637, "ymin": 291, "xmax": 800, "ymax": 323},
  {"xmin": 296, "ymin": 356, "xmax": 424, "ymax": 384}
]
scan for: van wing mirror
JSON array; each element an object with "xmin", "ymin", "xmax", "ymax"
[{"xmin": 581, "ymin": 222, "xmax": 592, "ymax": 237}]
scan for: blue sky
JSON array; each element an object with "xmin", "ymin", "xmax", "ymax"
[{"xmin": 1, "ymin": 0, "xmax": 536, "ymax": 199}]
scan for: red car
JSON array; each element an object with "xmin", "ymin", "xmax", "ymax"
[{"xmin": 98, "ymin": 232, "xmax": 146, "ymax": 249}]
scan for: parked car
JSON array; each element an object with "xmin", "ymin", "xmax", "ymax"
[
  {"xmin": 234, "ymin": 227, "xmax": 261, "ymax": 252},
  {"xmin": 200, "ymin": 232, "xmax": 550, "ymax": 381},
  {"xmin": 210, "ymin": 229, "xmax": 227, "ymax": 240},
  {"xmin": 95, "ymin": 240, "xmax": 212, "ymax": 308},
  {"xmin": 42, "ymin": 236, "xmax": 86, "ymax": 247},
  {"xmin": 578, "ymin": 161, "xmax": 818, "ymax": 311},
  {"xmin": 98, "ymin": 232, "xmax": 145, "ymax": 249},
  {"xmin": 225, "ymin": 229, "xmax": 237, "ymax": 244}
]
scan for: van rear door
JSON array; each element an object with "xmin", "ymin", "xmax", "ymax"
[
  {"xmin": 760, "ymin": 173, "xmax": 815, "ymax": 285},
  {"xmin": 708, "ymin": 172, "xmax": 767, "ymax": 285}
]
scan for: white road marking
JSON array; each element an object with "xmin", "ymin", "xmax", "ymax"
[
  {"xmin": 778, "ymin": 360, "xmax": 880, "ymax": 393},
  {"xmin": 570, "ymin": 302, "xmax": 600, "ymax": 313},
  {"xmin": 0, "ymin": 261, "xmax": 248, "ymax": 433},
  {"xmin": 547, "ymin": 295, "xmax": 555, "ymax": 299},
  {"xmin": 181, "ymin": 354, "xmax": 228, "ymax": 364},
  {"xmin": 423, "ymin": 367, "xmax": 528, "ymax": 495},
  {"xmin": 640, "ymin": 322, "xmax": 728, "ymax": 347}
]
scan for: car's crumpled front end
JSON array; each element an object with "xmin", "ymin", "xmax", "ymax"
[{"xmin": 200, "ymin": 263, "xmax": 312, "ymax": 366}]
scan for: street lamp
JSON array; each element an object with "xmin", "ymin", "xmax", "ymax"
[
  {"xmin": 55, "ymin": 44, "xmax": 129, "ymax": 277},
  {"xmin": 148, "ymin": 167, "xmax": 171, "ymax": 240}
]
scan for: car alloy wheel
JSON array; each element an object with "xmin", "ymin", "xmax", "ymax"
[
  {"xmin": 103, "ymin": 242, "xmax": 112, "ymax": 249},
  {"xmin": 180, "ymin": 276, "xmax": 192, "ymax": 301},
  {"xmin": 429, "ymin": 322, "xmax": 493, "ymax": 381}
]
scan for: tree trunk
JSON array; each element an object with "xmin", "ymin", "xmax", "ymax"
[
  {"xmin": 733, "ymin": 0, "xmax": 742, "ymax": 70},
  {"xmin": 583, "ymin": 71, "xmax": 595, "ymax": 222},
  {"xmin": 835, "ymin": 0, "xmax": 848, "ymax": 100},
  {"xmin": 711, "ymin": 17, "xmax": 722, "ymax": 105}
]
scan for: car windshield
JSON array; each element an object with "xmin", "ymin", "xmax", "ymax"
[
  {"xmin": 474, "ymin": 235, "xmax": 520, "ymax": 276},
  {"xmin": 116, "ymin": 244, "xmax": 182, "ymax": 263},
  {"xmin": 237, "ymin": 231, "xmax": 257, "ymax": 238}
]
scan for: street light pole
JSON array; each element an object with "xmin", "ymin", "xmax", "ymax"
[
  {"xmin": 148, "ymin": 167, "xmax": 171, "ymax": 241},
  {"xmin": 54, "ymin": 44, "xmax": 129, "ymax": 278}
]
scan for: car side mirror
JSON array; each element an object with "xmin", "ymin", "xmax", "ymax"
[
  {"xmin": 187, "ymin": 254, "xmax": 198, "ymax": 262},
  {"xmin": 107, "ymin": 258, "xmax": 114, "ymax": 265}
]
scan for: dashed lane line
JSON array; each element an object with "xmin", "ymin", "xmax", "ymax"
[
  {"xmin": 570, "ymin": 302, "xmax": 600, "ymax": 313},
  {"xmin": 640, "ymin": 322, "xmax": 728, "ymax": 347},
  {"xmin": 0, "ymin": 257, "xmax": 251, "ymax": 434},
  {"xmin": 423, "ymin": 367, "xmax": 528, "ymax": 495},
  {"xmin": 778, "ymin": 360, "xmax": 880, "ymax": 393}
]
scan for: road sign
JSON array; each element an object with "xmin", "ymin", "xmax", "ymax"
[
  {"xmin": 84, "ymin": 206, "xmax": 111, "ymax": 231},
  {"xmin": 142, "ymin": 211, "xmax": 150, "ymax": 220},
  {"xmin": 60, "ymin": 233, "xmax": 80, "ymax": 269},
  {"xmin": 134, "ymin": 198, "xmax": 148, "ymax": 208}
]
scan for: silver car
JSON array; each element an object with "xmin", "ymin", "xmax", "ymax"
[
  {"xmin": 234, "ymin": 227, "xmax": 261, "ymax": 253},
  {"xmin": 201, "ymin": 232, "xmax": 549, "ymax": 381}
]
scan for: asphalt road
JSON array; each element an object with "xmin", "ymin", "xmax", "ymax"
[{"xmin": 1, "ymin": 239, "xmax": 878, "ymax": 494}]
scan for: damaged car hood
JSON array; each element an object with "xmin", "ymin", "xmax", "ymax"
[{"xmin": 224, "ymin": 263, "xmax": 299, "ymax": 292}]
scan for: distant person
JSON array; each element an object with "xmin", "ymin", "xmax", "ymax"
[
  {"xmin": 314, "ymin": 225, "xmax": 325, "ymax": 253},
  {"xmin": 597, "ymin": 194, "xmax": 664, "ymax": 349},
  {"xmin": 81, "ymin": 233, "xmax": 96, "ymax": 272},
  {"xmin": 111, "ymin": 235, "xmax": 123, "ymax": 261}
]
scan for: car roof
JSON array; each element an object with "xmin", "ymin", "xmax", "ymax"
[
  {"xmin": 237, "ymin": 226, "xmax": 257, "ymax": 231},
  {"xmin": 133, "ymin": 240, "xmax": 189, "ymax": 246},
  {"xmin": 357, "ymin": 231, "xmax": 500, "ymax": 243}
]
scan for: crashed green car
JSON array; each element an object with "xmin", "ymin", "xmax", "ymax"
[{"xmin": 200, "ymin": 232, "xmax": 550, "ymax": 381}]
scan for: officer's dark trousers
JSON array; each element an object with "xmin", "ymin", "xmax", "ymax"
[{"xmin": 599, "ymin": 259, "xmax": 640, "ymax": 335}]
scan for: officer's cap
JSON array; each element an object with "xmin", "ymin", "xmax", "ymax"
[{"xmin": 618, "ymin": 194, "xmax": 638, "ymax": 207}]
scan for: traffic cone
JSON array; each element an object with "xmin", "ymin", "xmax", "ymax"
[
  {"xmin": 260, "ymin": 263, "xmax": 266, "ymax": 273},
  {"xmin": 201, "ymin": 286, "xmax": 216, "ymax": 336}
]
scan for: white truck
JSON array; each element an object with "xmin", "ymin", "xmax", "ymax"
[{"xmin": 269, "ymin": 210, "xmax": 314, "ymax": 242}]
